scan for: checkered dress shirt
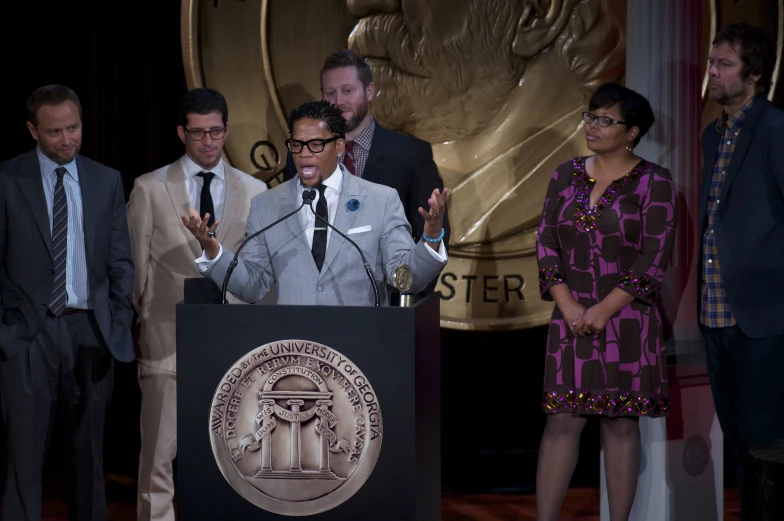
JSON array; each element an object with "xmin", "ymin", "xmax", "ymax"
[
  {"xmin": 340, "ymin": 117, "xmax": 376, "ymax": 178},
  {"xmin": 700, "ymin": 97, "xmax": 754, "ymax": 328}
]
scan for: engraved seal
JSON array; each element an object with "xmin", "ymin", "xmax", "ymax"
[
  {"xmin": 209, "ymin": 340, "xmax": 383, "ymax": 515},
  {"xmin": 392, "ymin": 264, "xmax": 413, "ymax": 293}
]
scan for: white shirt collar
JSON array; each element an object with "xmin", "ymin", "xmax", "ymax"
[{"xmin": 182, "ymin": 153, "xmax": 225, "ymax": 181}]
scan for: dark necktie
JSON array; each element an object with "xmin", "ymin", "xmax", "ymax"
[
  {"xmin": 311, "ymin": 184, "xmax": 328, "ymax": 271},
  {"xmin": 197, "ymin": 172, "xmax": 216, "ymax": 227},
  {"xmin": 50, "ymin": 167, "xmax": 68, "ymax": 315},
  {"xmin": 343, "ymin": 141, "xmax": 356, "ymax": 176}
]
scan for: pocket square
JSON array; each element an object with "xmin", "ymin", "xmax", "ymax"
[{"xmin": 347, "ymin": 225, "xmax": 371, "ymax": 235}]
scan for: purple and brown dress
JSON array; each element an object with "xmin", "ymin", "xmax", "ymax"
[{"xmin": 536, "ymin": 157, "xmax": 677, "ymax": 417}]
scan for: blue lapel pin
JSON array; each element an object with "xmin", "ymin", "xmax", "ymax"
[{"xmin": 347, "ymin": 199, "xmax": 360, "ymax": 211}]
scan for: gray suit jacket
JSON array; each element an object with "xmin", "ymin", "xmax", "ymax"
[{"xmin": 200, "ymin": 164, "xmax": 447, "ymax": 305}]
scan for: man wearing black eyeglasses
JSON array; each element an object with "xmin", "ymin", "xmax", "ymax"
[
  {"xmin": 184, "ymin": 100, "xmax": 449, "ymax": 309},
  {"xmin": 126, "ymin": 88, "xmax": 267, "ymax": 521}
]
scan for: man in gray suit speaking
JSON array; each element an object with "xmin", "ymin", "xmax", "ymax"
[{"xmin": 181, "ymin": 100, "xmax": 449, "ymax": 305}]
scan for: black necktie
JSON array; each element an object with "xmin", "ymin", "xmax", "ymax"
[
  {"xmin": 311, "ymin": 184, "xmax": 328, "ymax": 271},
  {"xmin": 50, "ymin": 167, "xmax": 68, "ymax": 315},
  {"xmin": 197, "ymin": 172, "xmax": 216, "ymax": 227}
]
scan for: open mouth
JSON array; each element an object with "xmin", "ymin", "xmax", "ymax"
[{"xmin": 299, "ymin": 165, "xmax": 318, "ymax": 180}]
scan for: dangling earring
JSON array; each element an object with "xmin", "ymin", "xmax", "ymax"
[{"xmin": 625, "ymin": 143, "xmax": 633, "ymax": 158}]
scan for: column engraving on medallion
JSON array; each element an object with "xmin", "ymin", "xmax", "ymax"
[{"xmin": 210, "ymin": 340, "xmax": 383, "ymax": 515}]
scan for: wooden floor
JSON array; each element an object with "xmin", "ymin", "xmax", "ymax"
[{"xmin": 3, "ymin": 488, "xmax": 741, "ymax": 520}]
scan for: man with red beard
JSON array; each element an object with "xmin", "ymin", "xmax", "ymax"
[{"xmin": 281, "ymin": 49, "xmax": 449, "ymax": 299}]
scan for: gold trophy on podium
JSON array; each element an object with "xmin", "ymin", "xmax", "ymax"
[{"xmin": 393, "ymin": 264, "xmax": 414, "ymax": 307}]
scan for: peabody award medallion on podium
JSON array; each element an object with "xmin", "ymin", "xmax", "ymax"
[
  {"xmin": 393, "ymin": 264, "xmax": 414, "ymax": 307},
  {"xmin": 209, "ymin": 340, "xmax": 383, "ymax": 515}
]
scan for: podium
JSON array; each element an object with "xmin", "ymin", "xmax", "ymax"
[{"xmin": 176, "ymin": 293, "xmax": 441, "ymax": 520}]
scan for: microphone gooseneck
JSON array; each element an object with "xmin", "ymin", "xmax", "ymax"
[
  {"xmin": 305, "ymin": 190, "xmax": 380, "ymax": 307},
  {"xmin": 220, "ymin": 193, "xmax": 311, "ymax": 303}
]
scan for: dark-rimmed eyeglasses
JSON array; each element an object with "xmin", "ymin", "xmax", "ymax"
[
  {"xmin": 285, "ymin": 136, "xmax": 340, "ymax": 154},
  {"xmin": 183, "ymin": 127, "xmax": 227, "ymax": 140},
  {"xmin": 582, "ymin": 112, "xmax": 627, "ymax": 127}
]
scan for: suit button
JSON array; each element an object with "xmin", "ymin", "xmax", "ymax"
[
  {"xmin": 40, "ymin": 304, "xmax": 47, "ymax": 310},
  {"xmin": 49, "ymin": 269, "xmax": 55, "ymax": 275},
  {"xmin": 318, "ymin": 285, "xmax": 324, "ymax": 291}
]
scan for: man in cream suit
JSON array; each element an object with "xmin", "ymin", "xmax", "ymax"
[
  {"xmin": 183, "ymin": 100, "xmax": 448, "ymax": 304},
  {"xmin": 126, "ymin": 88, "xmax": 267, "ymax": 521}
]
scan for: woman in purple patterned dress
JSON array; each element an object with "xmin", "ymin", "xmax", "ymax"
[{"xmin": 534, "ymin": 83, "xmax": 677, "ymax": 521}]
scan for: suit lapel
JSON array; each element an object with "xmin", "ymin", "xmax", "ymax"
[
  {"xmin": 76, "ymin": 156, "xmax": 100, "ymax": 267},
  {"xmin": 319, "ymin": 166, "xmax": 366, "ymax": 278},
  {"xmin": 16, "ymin": 151, "xmax": 53, "ymax": 259},
  {"xmin": 165, "ymin": 158, "xmax": 202, "ymax": 258},
  {"xmin": 361, "ymin": 127, "xmax": 386, "ymax": 183},
  {"xmin": 280, "ymin": 179, "xmax": 320, "ymax": 278},
  {"xmin": 217, "ymin": 166, "xmax": 240, "ymax": 243},
  {"xmin": 720, "ymin": 98, "xmax": 766, "ymax": 200},
  {"xmin": 699, "ymin": 126, "xmax": 719, "ymax": 233}
]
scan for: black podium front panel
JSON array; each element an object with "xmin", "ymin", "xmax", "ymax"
[{"xmin": 176, "ymin": 296, "xmax": 440, "ymax": 520}]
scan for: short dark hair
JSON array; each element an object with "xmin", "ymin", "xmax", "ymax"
[
  {"xmin": 26, "ymin": 85, "xmax": 82, "ymax": 126},
  {"xmin": 178, "ymin": 88, "xmax": 229, "ymax": 128},
  {"xmin": 320, "ymin": 49, "xmax": 373, "ymax": 90},
  {"xmin": 589, "ymin": 83, "xmax": 655, "ymax": 147},
  {"xmin": 713, "ymin": 23, "xmax": 777, "ymax": 97},
  {"xmin": 287, "ymin": 100, "xmax": 346, "ymax": 139}
]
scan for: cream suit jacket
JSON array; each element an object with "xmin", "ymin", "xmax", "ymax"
[{"xmin": 127, "ymin": 156, "xmax": 268, "ymax": 372}]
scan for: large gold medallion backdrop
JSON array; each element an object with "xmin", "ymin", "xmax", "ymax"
[
  {"xmin": 209, "ymin": 340, "xmax": 383, "ymax": 516},
  {"xmin": 182, "ymin": 0, "xmax": 782, "ymax": 331}
]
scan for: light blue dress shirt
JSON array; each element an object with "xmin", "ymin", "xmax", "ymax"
[{"xmin": 37, "ymin": 148, "xmax": 89, "ymax": 309}]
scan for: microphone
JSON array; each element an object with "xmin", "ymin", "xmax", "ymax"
[
  {"xmin": 220, "ymin": 191, "xmax": 313, "ymax": 303},
  {"xmin": 305, "ymin": 188, "xmax": 380, "ymax": 307}
]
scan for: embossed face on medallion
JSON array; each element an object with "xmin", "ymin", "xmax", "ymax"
[
  {"xmin": 347, "ymin": 0, "xmax": 525, "ymax": 142},
  {"xmin": 392, "ymin": 264, "xmax": 413, "ymax": 293},
  {"xmin": 209, "ymin": 340, "xmax": 382, "ymax": 515},
  {"xmin": 346, "ymin": 0, "xmax": 623, "ymax": 144}
]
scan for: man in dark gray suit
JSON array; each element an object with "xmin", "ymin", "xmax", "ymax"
[{"xmin": 0, "ymin": 85, "xmax": 134, "ymax": 521}]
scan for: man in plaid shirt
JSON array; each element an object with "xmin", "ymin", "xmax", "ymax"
[{"xmin": 699, "ymin": 23, "xmax": 784, "ymax": 518}]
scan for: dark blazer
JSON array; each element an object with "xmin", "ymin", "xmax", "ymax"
[
  {"xmin": 283, "ymin": 123, "xmax": 451, "ymax": 246},
  {"xmin": 699, "ymin": 96, "xmax": 784, "ymax": 338},
  {"xmin": 0, "ymin": 149, "xmax": 134, "ymax": 361}
]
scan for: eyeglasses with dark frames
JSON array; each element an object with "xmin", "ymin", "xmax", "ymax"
[
  {"xmin": 582, "ymin": 112, "xmax": 627, "ymax": 127},
  {"xmin": 183, "ymin": 127, "xmax": 227, "ymax": 140},
  {"xmin": 285, "ymin": 136, "xmax": 340, "ymax": 154}
]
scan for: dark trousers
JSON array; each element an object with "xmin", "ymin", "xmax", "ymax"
[
  {"xmin": 0, "ymin": 311, "xmax": 113, "ymax": 521},
  {"xmin": 703, "ymin": 326, "xmax": 784, "ymax": 520}
]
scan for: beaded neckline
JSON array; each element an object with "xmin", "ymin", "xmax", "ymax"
[{"xmin": 572, "ymin": 156, "xmax": 649, "ymax": 232}]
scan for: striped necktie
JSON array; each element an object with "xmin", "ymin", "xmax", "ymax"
[
  {"xmin": 49, "ymin": 166, "xmax": 68, "ymax": 315},
  {"xmin": 343, "ymin": 141, "xmax": 356, "ymax": 176}
]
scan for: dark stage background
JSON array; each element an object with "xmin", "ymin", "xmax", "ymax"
[{"xmin": 0, "ymin": 0, "xmax": 603, "ymax": 505}]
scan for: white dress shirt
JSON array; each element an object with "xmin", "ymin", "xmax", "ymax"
[
  {"xmin": 195, "ymin": 165, "xmax": 447, "ymax": 266},
  {"xmin": 300, "ymin": 164, "xmax": 342, "ymax": 249},
  {"xmin": 182, "ymin": 154, "xmax": 226, "ymax": 222}
]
